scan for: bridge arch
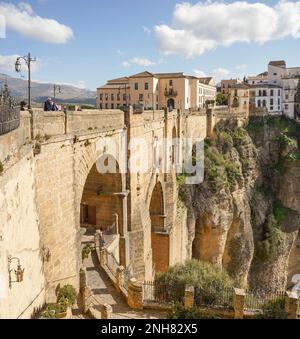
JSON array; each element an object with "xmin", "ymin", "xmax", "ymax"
[
  {"xmin": 75, "ymin": 136, "xmax": 128, "ymax": 266},
  {"xmin": 149, "ymin": 180, "xmax": 169, "ymax": 273}
]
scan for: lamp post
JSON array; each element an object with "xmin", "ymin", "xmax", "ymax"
[
  {"xmin": 15, "ymin": 52, "xmax": 36, "ymax": 109},
  {"xmin": 53, "ymin": 84, "xmax": 62, "ymax": 104},
  {"xmin": 119, "ymin": 85, "xmax": 128, "ymax": 108}
]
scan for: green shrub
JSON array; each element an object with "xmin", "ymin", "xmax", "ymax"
[
  {"xmin": 256, "ymin": 298, "xmax": 286, "ymax": 319},
  {"xmin": 273, "ymin": 202, "xmax": 291, "ymax": 225},
  {"xmin": 82, "ymin": 244, "xmax": 94, "ymax": 262},
  {"xmin": 155, "ymin": 260, "xmax": 235, "ymax": 303},
  {"xmin": 231, "ymin": 128, "xmax": 248, "ymax": 142},
  {"xmin": 57, "ymin": 285, "xmax": 77, "ymax": 307},
  {"xmin": 285, "ymin": 151, "xmax": 300, "ymax": 162},
  {"xmin": 204, "ymin": 142, "xmax": 242, "ymax": 191},
  {"xmin": 275, "ymin": 134, "xmax": 294, "ymax": 148},
  {"xmin": 255, "ymin": 214, "xmax": 283, "ymax": 262},
  {"xmin": 168, "ymin": 303, "xmax": 221, "ymax": 319}
]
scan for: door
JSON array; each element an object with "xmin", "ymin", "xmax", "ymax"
[{"xmin": 88, "ymin": 206, "xmax": 96, "ymax": 226}]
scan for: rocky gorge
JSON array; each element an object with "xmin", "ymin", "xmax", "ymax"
[{"xmin": 180, "ymin": 116, "xmax": 300, "ymax": 292}]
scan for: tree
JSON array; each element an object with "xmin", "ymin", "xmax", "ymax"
[{"xmin": 216, "ymin": 93, "xmax": 228, "ymax": 106}]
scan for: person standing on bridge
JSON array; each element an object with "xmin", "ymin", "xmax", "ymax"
[{"xmin": 44, "ymin": 98, "xmax": 58, "ymax": 111}]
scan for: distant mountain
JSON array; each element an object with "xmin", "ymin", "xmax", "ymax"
[{"xmin": 0, "ymin": 73, "xmax": 96, "ymax": 106}]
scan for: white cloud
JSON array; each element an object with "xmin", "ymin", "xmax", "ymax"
[
  {"xmin": 194, "ymin": 69, "xmax": 206, "ymax": 77},
  {"xmin": 155, "ymin": 1, "xmax": 300, "ymax": 57},
  {"xmin": 143, "ymin": 26, "xmax": 151, "ymax": 35},
  {"xmin": 235, "ymin": 64, "xmax": 247, "ymax": 71},
  {"xmin": 122, "ymin": 57, "xmax": 156, "ymax": 68},
  {"xmin": 0, "ymin": 2, "xmax": 73, "ymax": 43},
  {"xmin": 0, "ymin": 54, "xmax": 42, "ymax": 73},
  {"xmin": 212, "ymin": 68, "xmax": 231, "ymax": 82}
]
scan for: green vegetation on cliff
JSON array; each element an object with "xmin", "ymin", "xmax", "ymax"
[
  {"xmin": 155, "ymin": 260, "xmax": 235, "ymax": 292},
  {"xmin": 204, "ymin": 128, "xmax": 246, "ymax": 191}
]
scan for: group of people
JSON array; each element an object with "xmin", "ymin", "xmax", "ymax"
[{"xmin": 44, "ymin": 98, "xmax": 61, "ymax": 111}]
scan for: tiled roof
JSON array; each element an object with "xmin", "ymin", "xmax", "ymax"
[
  {"xmin": 154, "ymin": 72, "xmax": 185, "ymax": 78},
  {"xmin": 230, "ymin": 83, "xmax": 250, "ymax": 89},
  {"xmin": 198, "ymin": 77, "xmax": 214, "ymax": 85},
  {"xmin": 269, "ymin": 60, "xmax": 286, "ymax": 67},
  {"xmin": 130, "ymin": 71, "xmax": 155, "ymax": 78},
  {"xmin": 98, "ymin": 84, "xmax": 130, "ymax": 90},
  {"xmin": 107, "ymin": 77, "xmax": 130, "ymax": 84}
]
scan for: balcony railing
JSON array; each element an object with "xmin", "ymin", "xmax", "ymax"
[
  {"xmin": 164, "ymin": 89, "xmax": 178, "ymax": 98},
  {"xmin": 0, "ymin": 84, "xmax": 20, "ymax": 136}
]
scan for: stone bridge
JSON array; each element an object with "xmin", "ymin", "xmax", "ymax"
[{"xmin": 0, "ymin": 106, "xmax": 209, "ymax": 318}]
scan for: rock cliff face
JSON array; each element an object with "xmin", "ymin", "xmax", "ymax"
[{"xmin": 180, "ymin": 117, "xmax": 300, "ymax": 291}]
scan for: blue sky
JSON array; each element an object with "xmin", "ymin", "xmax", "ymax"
[{"xmin": 0, "ymin": 0, "xmax": 300, "ymax": 90}]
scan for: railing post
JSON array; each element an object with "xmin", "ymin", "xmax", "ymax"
[
  {"xmin": 100, "ymin": 249, "xmax": 107, "ymax": 267},
  {"xmin": 128, "ymin": 278, "xmax": 143, "ymax": 310},
  {"xmin": 116, "ymin": 266, "xmax": 125, "ymax": 292},
  {"xmin": 233, "ymin": 288, "xmax": 246, "ymax": 319},
  {"xmin": 285, "ymin": 291, "xmax": 298, "ymax": 319},
  {"xmin": 184, "ymin": 286, "xmax": 195, "ymax": 309},
  {"xmin": 101, "ymin": 304, "xmax": 113, "ymax": 319},
  {"xmin": 79, "ymin": 268, "xmax": 93, "ymax": 314}
]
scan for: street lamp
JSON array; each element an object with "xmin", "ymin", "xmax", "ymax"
[
  {"xmin": 119, "ymin": 85, "xmax": 128, "ymax": 108},
  {"xmin": 15, "ymin": 52, "xmax": 36, "ymax": 109},
  {"xmin": 53, "ymin": 84, "xmax": 62, "ymax": 103}
]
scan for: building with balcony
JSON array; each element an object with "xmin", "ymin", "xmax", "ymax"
[
  {"xmin": 97, "ymin": 71, "xmax": 216, "ymax": 111},
  {"xmin": 220, "ymin": 79, "xmax": 242, "ymax": 97},
  {"xmin": 228, "ymin": 83, "xmax": 250, "ymax": 117},
  {"xmin": 246, "ymin": 61, "xmax": 300, "ymax": 118}
]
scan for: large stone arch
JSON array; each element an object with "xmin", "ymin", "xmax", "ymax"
[
  {"xmin": 149, "ymin": 180, "xmax": 169, "ymax": 273},
  {"xmin": 74, "ymin": 132, "xmax": 128, "ymax": 265}
]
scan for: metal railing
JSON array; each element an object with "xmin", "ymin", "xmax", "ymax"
[
  {"xmin": 244, "ymin": 289, "xmax": 286, "ymax": 311},
  {"xmin": 195, "ymin": 286, "xmax": 234, "ymax": 309},
  {"xmin": 0, "ymin": 85, "xmax": 20, "ymax": 136},
  {"xmin": 106, "ymin": 251, "xmax": 119, "ymax": 277},
  {"xmin": 143, "ymin": 281, "xmax": 184, "ymax": 304}
]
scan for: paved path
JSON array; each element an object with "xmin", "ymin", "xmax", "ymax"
[{"xmin": 84, "ymin": 249, "xmax": 166, "ymax": 319}]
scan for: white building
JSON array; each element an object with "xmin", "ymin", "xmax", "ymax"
[
  {"xmin": 252, "ymin": 84, "xmax": 282, "ymax": 114},
  {"xmin": 247, "ymin": 61, "xmax": 300, "ymax": 118}
]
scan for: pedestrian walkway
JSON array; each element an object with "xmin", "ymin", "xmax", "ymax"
[{"xmin": 84, "ymin": 251, "xmax": 166, "ymax": 319}]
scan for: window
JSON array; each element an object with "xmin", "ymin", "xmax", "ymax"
[
  {"xmin": 273, "ymin": 73, "xmax": 277, "ymax": 76},
  {"xmin": 100, "ymin": 93, "xmax": 103, "ymax": 100},
  {"xmin": 263, "ymin": 100, "xmax": 266, "ymax": 107},
  {"xmin": 100, "ymin": 103, "xmax": 103, "ymax": 109},
  {"xmin": 258, "ymin": 100, "xmax": 261, "ymax": 107},
  {"xmin": 123, "ymin": 94, "xmax": 127, "ymax": 101},
  {"xmin": 117, "ymin": 94, "xmax": 120, "ymax": 101},
  {"xmin": 259, "ymin": 90, "xmax": 262, "ymax": 96},
  {"xmin": 278, "ymin": 90, "xmax": 281, "ymax": 96},
  {"xmin": 270, "ymin": 107, "xmax": 273, "ymax": 111},
  {"xmin": 139, "ymin": 94, "xmax": 144, "ymax": 102},
  {"xmin": 111, "ymin": 103, "xmax": 114, "ymax": 109},
  {"xmin": 270, "ymin": 99, "xmax": 274, "ymax": 106},
  {"xmin": 105, "ymin": 94, "xmax": 108, "ymax": 101},
  {"xmin": 117, "ymin": 104, "xmax": 120, "ymax": 108},
  {"xmin": 169, "ymin": 80, "xmax": 173, "ymax": 86},
  {"xmin": 111, "ymin": 94, "xmax": 114, "ymax": 101},
  {"xmin": 285, "ymin": 94, "xmax": 289, "ymax": 100},
  {"xmin": 270, "ymin": 90, "xmax": 274, "ymax": 96},
  {"xmin": 105, "ymin": 103, "xmax": 108, "ymax": 109},
  {"xmin": 145, "ymin": 82, "xmax": 149, "ymax": 90},
  {"xmin": 135, "ymin": 83, "xmax": 138, "ymax": 90},
  {"xmin": 285, "ymin": 104, "xmax": 289, "ymax": 110},
  {"xmin": 263, "ymin": 90, "xmax": 267, "ymax": 97},
  {"xmin": 278, "ymin": 98, "xmax": 280, "ymax": 105}
]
